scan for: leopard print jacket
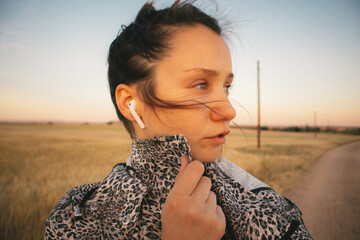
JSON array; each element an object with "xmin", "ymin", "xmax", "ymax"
[{"xmin": 45, "ymin": 135, "xmax": 312, "ymax": 239}]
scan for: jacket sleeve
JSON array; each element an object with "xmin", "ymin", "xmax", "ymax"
[
  {"xmin": 256, "ymin": 190, "xmax": 313, "ymax": 240},
  {"xmin": 44, "ymin": 192, "xmax": 76, "ymax": 240}
]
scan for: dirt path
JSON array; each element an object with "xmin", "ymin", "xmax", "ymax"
[{"xmin": 287, "ymin": 141, "xmax": 360, "ymax": 240}]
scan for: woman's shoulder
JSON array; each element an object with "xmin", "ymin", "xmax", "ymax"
[
  {"xmin": 216, "ymin": 156, "xmax": 271, "ymax": 192},
  {"xmin": 216, "ymin": 156, "xmax": 302, "ymax": 210},
  {"xmin": 44, "ymin": 162, "xmax": 143, "ymax": 239},
  {"xmin": 44, "ymin": 181, "xmax": 102, "ymax": 239}
]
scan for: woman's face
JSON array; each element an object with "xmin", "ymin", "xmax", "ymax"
[{"xmin": 137, "ymin": 25, "xmax": 236, "ymax": 162}]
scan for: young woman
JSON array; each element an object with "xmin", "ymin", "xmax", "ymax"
[{"xmin": 45, "ymin": 1, "xmax": 312, "ymax": 239}]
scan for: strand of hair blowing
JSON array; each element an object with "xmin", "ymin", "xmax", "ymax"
[{"xmin": 107, "ymin": 0, "xmax": 222, "ymax": 138}]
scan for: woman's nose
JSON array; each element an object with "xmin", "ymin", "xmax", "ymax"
[{"xmin": 210, "ymin": 94, "xmax": 236, "ymax": 122}]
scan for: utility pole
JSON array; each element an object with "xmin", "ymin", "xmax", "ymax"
[
  {"xmin": 257, "ymin": 60, "xmax": 261, "ymax": 148},
  {"xmin": 314, "ymin": 111, "xmax": 317, "ymax": 138}
]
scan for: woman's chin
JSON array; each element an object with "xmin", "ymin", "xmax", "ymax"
[{"xmin": 192, "ymin": 149, "xmax": 221, "ymax": 163}]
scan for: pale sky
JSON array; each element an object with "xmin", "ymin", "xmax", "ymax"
[{"xmin": 0, "ymin": 0, "xmax": 359, "ymax": 127}]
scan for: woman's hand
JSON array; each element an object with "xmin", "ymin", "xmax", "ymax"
[{"xmin": 161, "ymin": 155, "xmax": 226, "ymax": 240}]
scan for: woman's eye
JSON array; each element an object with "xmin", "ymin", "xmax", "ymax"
[{"xmin": 194, "ymin": 82, "xmax": 208, "ymax": 90}]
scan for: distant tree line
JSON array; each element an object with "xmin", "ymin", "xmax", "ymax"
[
  {"xmin": 260, "ymin": 126, "xmax": 360, "ymax": 135},
  {"xmin": 272, "ymin": 126, "xmax": 320, "ymax": 132}
]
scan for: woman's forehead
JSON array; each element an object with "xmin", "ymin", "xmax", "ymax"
[{"xmin": 158, "ymin": 25, "xmax": 232, "ymax": 74}]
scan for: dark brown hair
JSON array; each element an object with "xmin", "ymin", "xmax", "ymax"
[{"xmin": 108, "ymin": 0, "xmax": 223, "ymax": 138}]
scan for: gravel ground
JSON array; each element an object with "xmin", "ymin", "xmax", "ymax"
[{"xmin": 287, "ymin": 141, "xmax": 360, "ymax": 240}]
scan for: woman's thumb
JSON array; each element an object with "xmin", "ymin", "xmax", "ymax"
[{"xmin": 175, "ymin": 155, "xmax": 189, "ymax": 183}]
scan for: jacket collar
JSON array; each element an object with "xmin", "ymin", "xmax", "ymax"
[
  {"xmin": 82, "ymin": 135, "xmax": 193, "ymax": 228},
  {"xmin": 128, "ymin": 134, "xmax": 192, "ymax": 189}
]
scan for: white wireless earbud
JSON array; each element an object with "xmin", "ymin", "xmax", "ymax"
[{"xmin": 128, "ymin": 100, "xmax": 145, "ymax": 129}]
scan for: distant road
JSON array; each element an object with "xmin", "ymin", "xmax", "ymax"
[{"xmin": 287, "ymin": 141, "xmax": 360, "ymax": 240}]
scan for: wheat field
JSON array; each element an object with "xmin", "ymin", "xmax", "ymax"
[{"xmin": 0, "ymin": 124, "xmax": 359, "ymax": 239}]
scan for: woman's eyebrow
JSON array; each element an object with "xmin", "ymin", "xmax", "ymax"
[{"xmin": 183, "ymin": 68, "xmax": 234, "ymax": 80}]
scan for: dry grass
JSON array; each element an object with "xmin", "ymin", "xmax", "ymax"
[
  {"xmin": 222, "ymin": 128, "xmax": 360, "ymax": 193},
  {"xmin": 0, "ymin": 124, "xmax": 359, "ymax": 239}
]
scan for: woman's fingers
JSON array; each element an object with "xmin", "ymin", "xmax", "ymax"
[
  {"xmin": 172, "ymin": 160, "xmax": 204, "ymax": 197},
  {"xmin": 216, "ymin": 205, "xmax": 226, "ymax": 223},
  {"xmin": 191, "ymin": 176, "xmax": 212, "ymax": 202},
  {"xmin": 175, "ymin": 155, "xmax": 189, "ymax": 183},
  {"xmin": 205, "ymin": 191, "xmax": 218, "ymax": 211}
]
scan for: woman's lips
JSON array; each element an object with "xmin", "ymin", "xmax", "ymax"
[
  {"xmin": 206, "ymin": 130, "xmax": 230, "ymax": 144},
  {"xmin": 207, "ymin": 135, "xmax": 226, "ymax": 144}
]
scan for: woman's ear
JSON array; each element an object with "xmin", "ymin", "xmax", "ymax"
[{"xmin": 115, "ymin": 84, "xmax": 141, "ymax": 122}]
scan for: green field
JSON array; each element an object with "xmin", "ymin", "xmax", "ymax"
[{"xmin": 1, "ymin": 124, "xmax": 359, "ymax": 239}]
